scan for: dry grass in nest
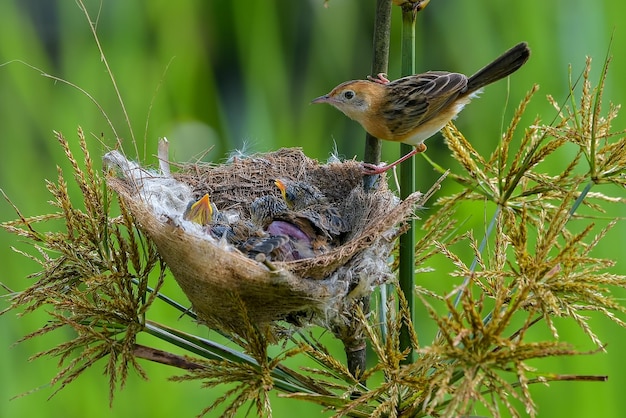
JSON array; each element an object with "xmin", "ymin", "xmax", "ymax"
[{"xmin": 106, "ymin": 147, "xmax": 425, "ymax": 337}]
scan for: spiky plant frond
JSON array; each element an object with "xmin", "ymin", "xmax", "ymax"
[
  {"xmin": 2, "ymin": 129, "xmax": 163, "ymax": 403},
  {"xmin": 286, "ymin": 52, "xmax": 626, "ymax": 418},
  {"xmin": 3, "ymin": 40, "xmax": 626, "ymax": 418}
]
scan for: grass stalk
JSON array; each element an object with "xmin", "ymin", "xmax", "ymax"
[
  {"xmin": 346, "ymin": 0, "xmax": 392, "ymax": 383},
  {"xmin": 363, "ymin": 0, "xmax": 392, "ymax": 174},
  {"xmin": 398, "ymin": 1, "xmax": 426, "ymax": 365}
]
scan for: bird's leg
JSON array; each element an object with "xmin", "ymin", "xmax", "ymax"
[
  {"xmin": 361, "ymin": 143, "xmax": 427, "ymax": 175},
  {"xmin": 367, "ymin": 72, "xmax": 391, "ymax": 84}
]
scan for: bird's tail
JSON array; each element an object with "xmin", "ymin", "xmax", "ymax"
[{"xmin": 466, "ymin": 42, "xmax": 531, "ymax": 93}]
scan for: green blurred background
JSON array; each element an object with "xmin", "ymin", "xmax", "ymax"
[{"xmin": 1, "ymin": 0, "xmax": 625, "ymax": 417}]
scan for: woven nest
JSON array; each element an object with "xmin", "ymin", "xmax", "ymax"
[{"xmin": 105, "ymin": 148, "xmax": 423, "ymax": 336}]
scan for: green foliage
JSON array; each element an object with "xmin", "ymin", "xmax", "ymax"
[
  {"xmin": 2, "ymin": 129, "xmax": 163, "ymax": 403},
  {"xmin": 3, "ymin": 37, "xmax": 626, "ymax": 418},
  {"xmin": 3, "ymin": 1, "xmax": 626, "ymax": 418}
]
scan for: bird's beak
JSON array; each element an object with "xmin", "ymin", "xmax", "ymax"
[
  {"xmin": 274, "ymin": 179, "xmax": 287, "ymax": 200},
  {"xmin": 311, "ymin": 95, "xmax": 330, "ymax": 104},
  {"xmin": 184, "ymin": 193, "xmax": 213, "ymax": 226}
]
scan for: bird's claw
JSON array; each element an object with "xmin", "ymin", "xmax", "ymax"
[
  {"xmin": 367, "ymin": 72, "xmax": 390, "ymax": 84},
  {"xmin": 360, "ymin": 144, "xmax": 427, "ymax": 175},
  {"xmin": 361, "ymin": 162, "xmax": 391, "ymax": 175}
]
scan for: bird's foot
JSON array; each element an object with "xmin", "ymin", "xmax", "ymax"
[
  {"xmin": 361, "ymin": 144, "xmax": 426, "ymax": 175},
  {"xmin": 367, "ymin": 72, "xmax": 390, "ymax": 84},
  {"xmin": 361, "ymin": 162, "xmax": 392, "ymax": 175}
]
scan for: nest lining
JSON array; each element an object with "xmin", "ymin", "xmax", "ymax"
[{"xmin": 105, "ymin": 148, "xmax": 422, "ymax": 335}]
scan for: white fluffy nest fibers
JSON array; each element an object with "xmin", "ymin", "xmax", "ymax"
[{"xmin": 104, "ymin": 147, "xmax": 424, "ymax": 337}]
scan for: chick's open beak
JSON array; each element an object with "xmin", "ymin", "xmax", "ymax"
[
  {"xmin": 274, "ymin": 179, "xmax": 287, "ymax": 200},
  {"xmin": 183, "ymin": 193, "xmax": 213, "ymax": 226}
]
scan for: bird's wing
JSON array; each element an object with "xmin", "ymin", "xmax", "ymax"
[
  {"xmin": 239, "ymin": 235, "xmax": 290, "ymax": 256},
  {"xmin": 382, "ymin": 72, "xmax": 468, "ymax": 137},
  {"xmin": 300, "ymin": 206, "xmax": 347, "ymax": 237}
]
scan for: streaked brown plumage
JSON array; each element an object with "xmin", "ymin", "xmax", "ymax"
[
  {"xmin": 275, "ymin": 179, "xmax": 347, "ymax": 238},
  {"xmin": 312, "ymin": 42, "xmax": 531, "ymax": 174},
  {"xmin": 249, "ymin": 194, "xmax": 322, "ymax": 261},
  {"xmin": 184, "ymin": 185, "xmax": 346, "ymax": 262}
]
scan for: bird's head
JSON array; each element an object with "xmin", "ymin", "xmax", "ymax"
[
  {"xmin": 275, "ymin": 178, "xmax": 326, "ymax": 210},
  {"xmin": 274, "ymin": 179, "xmax": 295, "ymax": 209},
  {"xmin": 250, "ymin": 195, "xmax": 288, "ymax": 226},
  {"xmin": 183, "ymin": 193, "xmax": 213, "ymax": 226},
  {"xmin": 311, "ymin": 80, "xmax": 383, "ymax": 122}
]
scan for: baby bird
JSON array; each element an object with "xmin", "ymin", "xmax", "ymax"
[
  {"xmin": 183, "ymin": 193, "xmax": 216, "ymax": 226},
  {"xmin": 248, "ymin": 194, "xmax": 318, "ymax": 261},
  {"xmin": 274, "ymin": 179, "xmax": 347, "ymax": 238},
  {"xmin": 312, "ymin": 42, "xmax": 531, "ymax": 174},
  {"xmin": 275, "ymin": 178, "xmax": 327, "ymax": 210},
  {"xmin": 183, "ymin": 193, "xmax": 257, "ymax": 247}
]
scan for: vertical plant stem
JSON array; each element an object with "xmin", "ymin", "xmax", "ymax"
[
  {"xmin": 398, "ymin": 2, "xmax": 422, "ymax": 364},
  {"xmin": 363, "ymin": 0, "xmax": 392, "ymax": 191},
  {"xmin": 344, "ymin": 0, "xmax": 392, "ymax": 385}
]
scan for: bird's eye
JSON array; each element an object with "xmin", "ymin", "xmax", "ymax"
[{"xmin": 343, "ymin": 90, "xmax": 355, "ymax": 100}]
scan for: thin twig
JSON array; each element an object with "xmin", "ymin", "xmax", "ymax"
[{"xmin": 133, "ymin": 344, "xmax": 205, "ymax": 370}]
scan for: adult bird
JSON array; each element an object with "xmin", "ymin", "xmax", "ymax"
[{"xmin": 312, "ymin": 42, "xmax": 531, "ymax": 174}]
